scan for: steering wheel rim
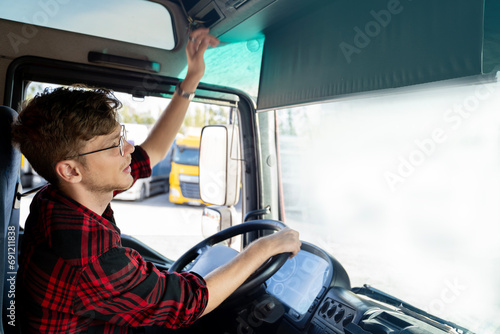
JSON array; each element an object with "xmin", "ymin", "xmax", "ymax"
[{"xmin": 170, "ymin": 220, "xmax": 290, "ymax": 298}]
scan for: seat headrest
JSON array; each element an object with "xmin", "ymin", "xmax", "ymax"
[
  {"xmin": 0, "ymin": 106, "xmax": 19, "ymax": 168},
  {"xmin": 0, "ymin": 106, "xmax": 21, "ymax": 230}
]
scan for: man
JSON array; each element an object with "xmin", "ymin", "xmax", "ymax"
[{"xmin": 12, "ymin": 28, "xmax": 301, "ymax": 333}]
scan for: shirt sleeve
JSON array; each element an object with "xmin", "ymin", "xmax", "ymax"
[
  {"xmin": 114, "ymin": 145, "xmax": 152, "ymax": 197},
  {"xmin": 73, "ymin": 246, "xmax": 209, "ymax": 329},
  {"xmin": 130, "ymin": 145, "xmax": 152, "ymax": 180}
]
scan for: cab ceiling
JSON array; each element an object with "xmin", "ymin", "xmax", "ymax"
[{"xmin": 179, "ymin": 0, "xmax": 328, "ymax": 42}]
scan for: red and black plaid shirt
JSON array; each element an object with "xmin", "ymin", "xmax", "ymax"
[{"xmin": 17, "ymin": 146, "xmax": 208, "ymax": 333}]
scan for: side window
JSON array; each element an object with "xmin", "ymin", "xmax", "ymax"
[{"xmin": 20, "ymin": 82, "xmax": 241, "ymax": 259}]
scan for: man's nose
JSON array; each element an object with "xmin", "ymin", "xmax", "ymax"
[{"xmin": 125, "ymin": 140, "xmax": 135, "ymax": 154}]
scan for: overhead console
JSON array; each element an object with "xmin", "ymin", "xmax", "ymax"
[{"xmin": 180, "ymin": 0, "xmax": 328, "ymax": 42}]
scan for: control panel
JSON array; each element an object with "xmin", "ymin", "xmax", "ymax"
[
  {"xmin": 309, "ymin": 287, "xmax": 371, "ymax": 334},
  {"xmin": 315, "ymin": 297, "xmax": 356, "ymax": 332}
]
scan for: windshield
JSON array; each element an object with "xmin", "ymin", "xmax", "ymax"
[
  {"xmin": 274, "ymin": 73, "xmax": 500, "ymax": 333},
  {"xmin": 173, "ymin": 146, "xmax": 199, "ymax": 166}
]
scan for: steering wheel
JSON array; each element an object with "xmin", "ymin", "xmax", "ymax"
[{"xmin": 169, "ymin": 220, "xmax": 290, "ymax": 298}]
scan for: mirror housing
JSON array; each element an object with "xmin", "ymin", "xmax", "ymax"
[
  {"xmin": 199, "ymin": 125, "xmax": 241, "ymax": 206},
  {"xmin": 201, "ymin": 206, "xmax": 237, "ymax": 239}
]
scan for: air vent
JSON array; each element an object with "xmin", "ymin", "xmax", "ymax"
[
  {"xmin": 318, "ymin": 298, "xmax": 356, "ymax": 331},
  {"xmin": 88, "ymin": 52, "xmax": 160, "ymax": 73}
]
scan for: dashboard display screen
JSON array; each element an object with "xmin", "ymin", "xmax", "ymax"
[{"xmin": 266, "ymin": 250, "xmax": 330, "ymax": 315}]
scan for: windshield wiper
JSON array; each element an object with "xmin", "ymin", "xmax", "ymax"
[{"xmin": 352, "ymin": 285, "xmax": 474, "ymax": 334}]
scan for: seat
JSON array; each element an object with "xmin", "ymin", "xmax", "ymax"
[{"xmin": 0, "ymin": 106, "xmax": 21, "ymax": 333}]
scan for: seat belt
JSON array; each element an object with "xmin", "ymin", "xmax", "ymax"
[{"xmin": 15, "ymin": 183, "xmax": 48, "ymax": 201}]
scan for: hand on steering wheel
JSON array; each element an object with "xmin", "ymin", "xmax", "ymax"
[{"xmin": 169, "ymin": 220, "xmax": 295, "ymax": 298}]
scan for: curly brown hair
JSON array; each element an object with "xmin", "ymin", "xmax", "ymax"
[{"xmin": 11, "ymin": 86, "xmax": 122, "ymax": 186}]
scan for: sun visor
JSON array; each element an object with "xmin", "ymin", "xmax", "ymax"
[
  {"xmin": 257, "ymin": 0, "xmax": 485, "ymax": 110},
  {"xmin": 484, "ymin": 0, "xmax": 500, "ymax": 73}
]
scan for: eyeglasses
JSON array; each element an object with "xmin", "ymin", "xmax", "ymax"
[{"xmin": 69, "ymin": 125, "xmax": 127, "ymax": 159}]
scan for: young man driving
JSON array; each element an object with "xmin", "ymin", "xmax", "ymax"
[{"xmin": 11, "ymin": 29, "xmax": 301, "ymax": 333}]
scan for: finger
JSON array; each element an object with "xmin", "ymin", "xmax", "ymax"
[
  {"xmin": 208, "ymin": 35, "xmax": 220, "ymax": 48},
  {"xmin": 188, "ymin": 29, "xmax": 219, "ymax": 49},
  {"xmin": 187, "ymin": 38, "xmax": 203, "ymax": 55},
  {"xmin": 186, "ymin": 38, "xmax": 206, "ymax": 57},
  {"xmin": 189, "ymin": 27, "xmax": 210, "ymax": 40},
  {"xmin": 196, "ymin": 37, "xmax": 211, "ymax": 54},
  {"xmin": 188, "ymin": 29, "xmax": 208, "ymax": 47},
  {"xmin": 189, "ymin": 37, "xmax": 219, "ymax": 51},
  {"xmin": 187, "ymin": 38, "xmax": 209, "ymax": 60},
  {"xmin": 186, "ymin": 38, "xmax": 201, "ymax": 55},
  {"xmin": 288, "ymin": 240, "xmax": 302, "ymax": 258}
]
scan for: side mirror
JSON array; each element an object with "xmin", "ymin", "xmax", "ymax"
[
  {"xmin": 199, "ymin": 124, "xmax": 241, "ymax": 206},
  {"xmin": 201, "ymin": 206, "xmax": 241, "ymax": 248},
  {"xmin": 201, "ymin": 206, "xmax": 238, "ymax": 242}
]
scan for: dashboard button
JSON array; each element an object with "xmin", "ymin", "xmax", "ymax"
[
  {"xmin": 309, "ymin": 299, "xmax": 319, "ymax": 313},
  {"xmin": 343, "ymin": 314, "xmax": 354, "ymax": 326},
  {"xmin": 289, "ymin": 309, "xmax": 301, "ymax": 319}
]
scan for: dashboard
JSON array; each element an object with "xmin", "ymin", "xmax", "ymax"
[
  {"xmin": 264, "ymin": 242, "xmax": 457, "ymax": 334},
  {"xmin": 264, "ymin": 242, "xmax": 351, "ymax": 329},
  {"xmin": 120, "ymin": 231, "xmax": 465, "ymax": 334},
  {"xmin": 266, "ymin": 250, "xmax": 330, "ymax": 315},
  {"xmin": 121, "ymin": 231, "xmax": 466, "ymax": 334}
]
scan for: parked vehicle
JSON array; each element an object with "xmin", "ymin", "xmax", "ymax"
[
  {"xmin": 1, "ymin": 0, "xmax": 499, "ymax": 333},
  {"xmin": 169, "ymin": 134, "xmax": 206, "ymax": 205}
]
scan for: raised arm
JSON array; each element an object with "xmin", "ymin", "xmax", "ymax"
[{"xmin": 140, "ymin": 28, "xmax": 219, "ymax": 167}]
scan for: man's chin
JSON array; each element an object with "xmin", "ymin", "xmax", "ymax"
[{"xmin": 115, "ymin": 178, "xmax": 134, "ymax": 192}]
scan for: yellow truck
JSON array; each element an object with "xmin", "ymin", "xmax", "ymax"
[{"xmin": 168, "ymin": 134, "xmax": 205, "ymax": 205}]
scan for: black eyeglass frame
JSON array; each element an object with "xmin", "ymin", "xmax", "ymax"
[{"xmin": 66, "ymin": 125, "xmax": 126, "ymax": 159}]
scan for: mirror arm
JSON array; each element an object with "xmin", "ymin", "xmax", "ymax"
[{"xmin": 243, "ymin": 205, "xmax": 271, "ymax": 222}]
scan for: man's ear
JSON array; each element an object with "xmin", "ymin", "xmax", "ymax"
[{"xmin": 55, "ymin": 160, "xmax": 83, "ymax": 184}]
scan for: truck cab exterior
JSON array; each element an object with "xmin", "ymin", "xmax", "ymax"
[{"xmin": 169, "ymin": 134, "xmax": 205, "ymax": 205}]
